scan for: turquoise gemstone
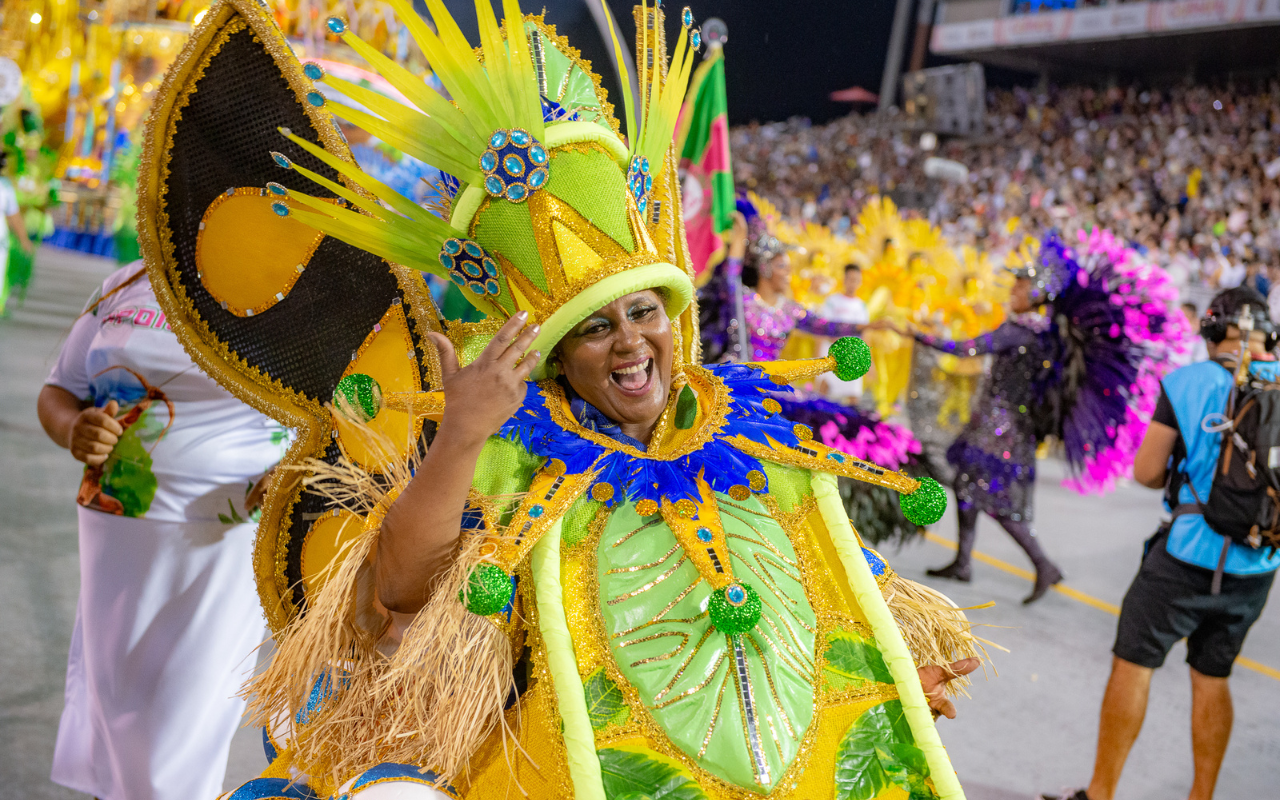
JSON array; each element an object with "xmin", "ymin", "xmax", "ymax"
[
  {"xmin": 271, "ymin": 152, "xmax": 292, "ymax": 169},
  {"xmin": 696, "ymin": 527, "xmax": 713, "ymax": 543},
  {"xmin": 306, "ymin": 91, "xmax": 325, "ymax": 107},
  {"xmin": 482, "ymin": 258, "xmax": 498, "ymax": 277},
  {"xmin": 485, "ymin": 279, "xmax": 500, "ymax": 295},
  {"xmin": 439, "ymin": 253, "xmax": 455, "ymax": 270},
  {"xmin": 529, "ymin": 504, "xmax": 544, "ymax": 518},
  {"xmin": 725, "ymin": 584, "xmax": 746, "ymax": 605},
  {"xmin": 644, "ymin": 175, "xmax": 653, "ymax": 193},
  {"xmin": 303, "ymin": 62, "xmax": 325, "ymax": 80},
  {"xmin": 691, "ymin": 29, "xmax": 701, "ymax": 49},
  {"xmin": 637, "ymin": 197, "xmax": 647, "ymax": 215},
  {"xmin": 528, "ymin": 168, "xmax": 547, "ymax": 188},
  {"xmin": 450, "ymin": 272, "xmax": 466, "ymax": 286},
  {"xmin": 479, "ymin": 151, "xmax": 497, "ymax": 172},
  {"xmin": 443, "ymin": 239, "xmax": 462, "ymax": 255},
  {"xmin": 641, "ymin": 156, "xmax": 650, "ymax": 172},
  {"xmin": 484, "ymin": 176, "xmax": 504, "ymax": 196},
  {"xmin": 503, "ymin": 154, "xmax": 525, "ymax": 176},
  {"xmin": 827, "ymin": 452, "xmax": 846, "ymax": 463},
  {"xmin": 271, "ymin": 202, "xmax": 289, "ymax": 217},
  {"xmin": 326, "ymin": 16, "xmax": 346, "ymax": 34},
  {"xmin": 463, "ymin": 261, "xmax": 482, "ymax": 278},
  {"xmin": 682, "ymin": 7, "xmax": 693, "ymax": 27},
  {"xmin": 510, "ymin": 129, "xmax": 530, "ymax": 146},
  {"xmin": 469, "ymin": 283, "xmax": 486, "ymax": 295},
  {"xmin": 529, "ymin": 145, "xmax": 547, "ymax": 165},
  {"xmin": 266, "ymin": 182, "xmax": 287, "ymax": 196},
  {"xmin": 489, "ymin": 130, "xmax": 508, "ymax": 148},
  {"xmin": 463, "ymin": 241, "xmax": 483, "ymax": 258},
  {"xmin": 506, "ymin": 183, "xmax": 527, "ymax": 201}
]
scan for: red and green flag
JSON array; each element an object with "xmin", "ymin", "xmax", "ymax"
[{"xmin": 676, "ymin": 46, "xmax": 733, "ymax": 284}]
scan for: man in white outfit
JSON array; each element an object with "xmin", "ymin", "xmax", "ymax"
[{"xmin": 816, "ymin": 264, "xmax": 870, "ymax": 403}]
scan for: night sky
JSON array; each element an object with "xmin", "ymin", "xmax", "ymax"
[{"xmin": 432, "ymin": 0, "xmax": 901, "ymax": 126}]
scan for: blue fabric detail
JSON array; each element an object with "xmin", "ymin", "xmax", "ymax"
[
  {"xmin": 261, "ymin": 727, "xmax": 278, "ymax": 763},
  {"xmin": 348, "ymin": 763, "xmax": 457, "ymax": 797},
  {"xmin": 1162, "ymin": 360, "xmax": 1280, "ymax": 575},
  {"xmin": 497, "ymin": 364, "xmax": 802, "ymax": 508},
  {"xmin": 227, "ymin": 777, "xmax": 318, "ymax": 800},
  {"xmin": 295, "ymin": 669, "xmax": 349, "ymax": 726},
  {"xmin": 569, "ymin": 394, "xmax": 647, "ymax": 450},
  {"xmin": 862, "ymin": 547, "xmax": 887, "ymax": 577}
]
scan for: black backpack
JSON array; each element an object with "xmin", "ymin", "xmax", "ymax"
[{"xmin": 1170, "ymin": 359, "xmax": 1280, "ymax": 591}]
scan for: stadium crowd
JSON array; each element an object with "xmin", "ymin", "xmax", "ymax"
[{"xmin": 730, "ymin": 80, "xmax": 1280, "ymax": 304}]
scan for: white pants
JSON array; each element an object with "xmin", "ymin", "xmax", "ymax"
[{"xmin": 52, "ymin": 508, "xmax": 266, "ymax": 800}]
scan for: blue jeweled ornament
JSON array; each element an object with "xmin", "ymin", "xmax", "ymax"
[
  {"xmin": 479, "ymin": 128, "xmax": 545, "ymax": 204},
  {"xmin": 682, "ymin": 6, "xmax": 693, "ymax": 27},
  {"xmin": 691, "ymin": 28, "xmax": 701, "ymax": 49},
  {"xmin": 326, "ymin": 16, "xmax": 346, "ymax": 34},
  {"xmin": 626, "ymin": 154, "xmax": 652, "ymax": 218},
  {"xmin": 266, "ymin": 182, "xmax": 288, "ymax": 196},
  {"xmin": 696, "ymin": 527, "xmax": 714, "ymax": 543},
  {"xmin": 271, "ymin": 202, "xmax": 290, "ymax": 217},
  {"xmin": 270, "ymin": 151, "xmax": 293, "ymax": 169},
  {"xmin": 439, "ymin": 238, "xmax": 502, "ymax": 298},
  {"xmin": 306, "ymin": 91, "xmax": 326, "ymax": 107},
  {"xmin": 303, "ymin": 62, "xmax": 325, "ymax": 81}
]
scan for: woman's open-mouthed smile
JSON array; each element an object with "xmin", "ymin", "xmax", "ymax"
[{"xmin": 555, "ymin": 289, "xmax": 674, "ymax": 446}]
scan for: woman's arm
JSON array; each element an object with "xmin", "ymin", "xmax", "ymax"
[
  {"xmin": 7, "ymin": 212, "xmax": 32, "ymax": 255},
  {"xmin": 794, "ymin": 307, "xmax": 864, "ymax": 339},
  {"xmin": 37, "ymin": 385, "xmax": 122, "ymax": 465},
  {"xmin": 913, "ymin": 321, "xmax": 1035, "ymax": 357},
  {"xmin": 375, "ymin": 312, "xmax": 542, "ymax": 614}
]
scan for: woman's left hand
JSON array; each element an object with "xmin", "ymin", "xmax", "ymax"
[{"xmin": 917, "ymin": 657, "xmax": 981, "ymax": 720}]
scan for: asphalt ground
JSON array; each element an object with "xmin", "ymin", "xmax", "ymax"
[{"xmin": 1, "ymin": 248, "xmax": 1276, "ymax": 800}]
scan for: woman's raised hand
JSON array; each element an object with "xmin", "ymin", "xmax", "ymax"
[
  {"xmin": 69, "ymin": 400, "xmax": 123, "ymax": 466},
  {"xmin": 425, "ymin": 311, "xmax": 541, "ymax": 447}
]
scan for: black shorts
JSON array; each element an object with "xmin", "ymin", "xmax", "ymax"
[{"xmin": 1113, "ymin": 532, "xmax": 1275, "ymax": 678}]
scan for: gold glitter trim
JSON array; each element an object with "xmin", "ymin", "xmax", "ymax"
[
  {"xmin": 729, "ymin": 436, "xmax": 920, "ymax": 495},
  {"xmin": 748, "ymin": 356, "xmax": 840, "ymax": 386},
  {"xmin": 537, "ymin": 363, "xmax": 729, "ymax": 463}
]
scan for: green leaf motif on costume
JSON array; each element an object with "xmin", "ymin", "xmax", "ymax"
[
  {"xmin": 101, "ymin": 423, "xmax": 157, "ymax": 518},
  {"xmin": 584, "ymin": 667, "xmax": 630, "ymax": 730},
  {"xmin": 674, "ymin": 385, "xmax": 698, "ymax": 430},
  {"xmin": 597, "ymin": 748, "xmax": 708, "ymax": 800},
  {"xmin": 823, "ymin": 630, "xmax": 894, "ymax": 690},
  {"xmin": 835, "ymin": 699, "xmax": 937, "ymax": 800}
]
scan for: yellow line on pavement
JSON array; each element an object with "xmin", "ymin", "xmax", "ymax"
[{"xmin": 921, "ymin": 531, "xmax": 1278, "ymax": 682}]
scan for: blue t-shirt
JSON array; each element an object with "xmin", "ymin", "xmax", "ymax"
[{"xmin": 1160, "ymin": 359, "xmax": 1280, "ymax": 575}]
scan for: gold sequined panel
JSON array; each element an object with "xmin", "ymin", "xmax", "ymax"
[
  {"xmin": 729, "ymin": 435, "xmax": 920, "ymax": 495},
  {"xmin": 555, "ymin": 494, "xmax": 900, "ymax": 799}
]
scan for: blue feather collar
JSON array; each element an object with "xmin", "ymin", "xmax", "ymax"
[{"xmin": 497, "ymin": 363, "xmax": 802, "ymax": 507}]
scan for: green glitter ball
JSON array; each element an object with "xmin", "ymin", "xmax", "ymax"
[
  {"xmin": 333, "ymin": 373, "xmax": 382, "ymax": 423},
  {"xmin": 829, "ymin": 336, "xmax": 872, "ymax": 382},
  {"xmin": 900, "ymin": 476, "xmax": 947, "ymax": 526},
  {"xmin": 458, "ymin": 563, "xmax": 513, "ymax": 617},
  {"xmin": 707, "ymin": 582, "xmax": 762, "ymax": 634}
]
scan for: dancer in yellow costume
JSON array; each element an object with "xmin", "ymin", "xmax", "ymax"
[{"xmin": 134, "ymin": 2, "xmax": 983, "ymax": 798}]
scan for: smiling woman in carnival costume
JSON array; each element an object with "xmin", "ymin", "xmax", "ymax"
[{"xmin": 135, "ymin": 2, "xmax": 987, "ymax": 799}]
